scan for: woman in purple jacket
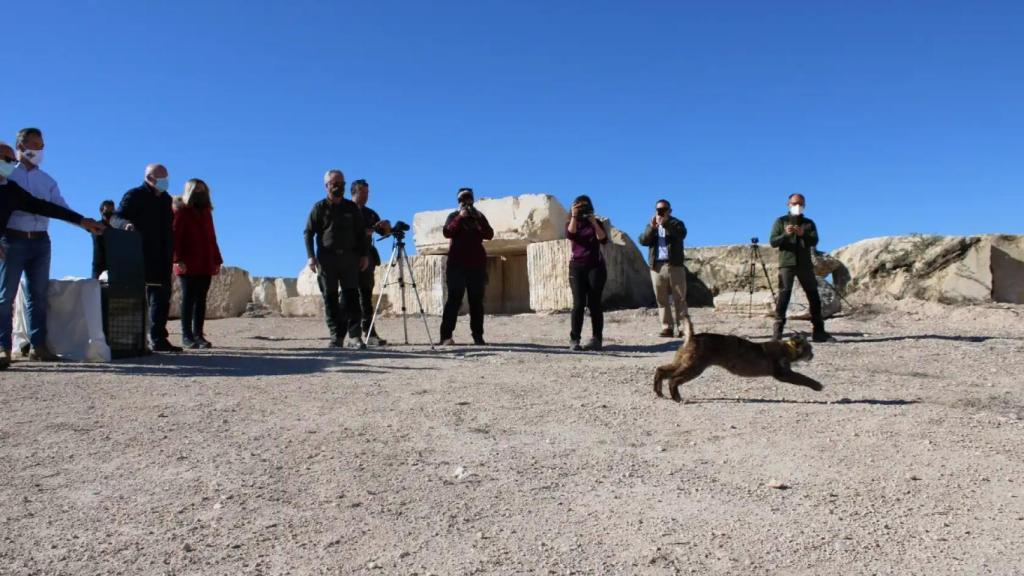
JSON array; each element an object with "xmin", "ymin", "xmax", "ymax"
[{"xmin": 566, "ymin": 195, "xmax": 608, "ymax": 351}]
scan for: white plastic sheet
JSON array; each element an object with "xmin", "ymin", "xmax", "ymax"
[{"xmin": 13, "ymin": 277, "xmax": 112, "ymax": 362}]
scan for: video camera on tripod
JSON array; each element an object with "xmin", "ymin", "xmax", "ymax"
[{"xmin": 388, "ymin": 220, "xmax": 411, "ymax": 241}]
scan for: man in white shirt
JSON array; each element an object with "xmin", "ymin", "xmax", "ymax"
[
  {"xmin": 2, "ymin": 128, "xmax": 70, "ymax": 361},
  {"xmin": 638, "ymin": 199, "xmax": 690, "ymax": 337}
]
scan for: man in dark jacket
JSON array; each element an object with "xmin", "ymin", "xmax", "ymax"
[
  {"xmin": 638, "ymin": 199, "xmax": 689, "ymax": 337},
  {"xmin": 769, "ymin": 193, "xmax": 833, "ymax": 342},
  {"xmin": 91, "ymin": 199, "xmax": 115, "ymax": 279},
  {"xmin": 350, "ymin": 179, "xmax": 391, "ymax": 345},
  {"xmin": 305, "ymin": 169, "xmax": 368, "ymax": 349},
  {"xmin": 439, "ymin": 187, "xmax": 494, "ymax": 346},
  {"xmin": 0, "ymin": 142, "xmax": 104, "ymax": 369},
  {"xmin": 110, "ymin": 164, "xmax": 180, "ymax": 352}
]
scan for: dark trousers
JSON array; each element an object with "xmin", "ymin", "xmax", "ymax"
[
  {"xmin": 318, "ymin": 254, "xmax": 361, "ymax": 340},
  {"xmin": 569, "ymin": 263, "xmax": 607, "ymax": 341},
  {"xmin": 358, "ymin": 266, "xmax": 377, "ymax": 334},
  {"xmin": 179, "ymin": 275, "xmax": 212, "ymax": 340},
  {"xmin": 440, "ymin": 265, "xmax": 486, "ymax": 340},
  {"xmin": 146, "ymin": 279, "xmax": 172, "ymax": 342},
  {"xmin": 775, "ymin": 266, "xmax": 824, "ymax": 328}
]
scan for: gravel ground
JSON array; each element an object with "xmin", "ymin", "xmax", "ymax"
[{"xmin": 1, "ymin": 302, "xmax": 1023, "ymax": 575}]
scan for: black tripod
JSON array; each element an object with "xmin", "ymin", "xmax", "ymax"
[
  {"xmin": 741, "ymin": 237, "xmax": 777, "ymax": 317},
  {"xmin": 366, "ymin": 234, "xmax": 435, "ymax": 348}
]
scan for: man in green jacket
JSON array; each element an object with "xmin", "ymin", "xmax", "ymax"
[
  {"xmin": 638, "ymin": 199, "xmax": 689, "ymax": 337},
  {"xmin": 769, "ymin": 193, "xmax": 833, "ymax": 342}
]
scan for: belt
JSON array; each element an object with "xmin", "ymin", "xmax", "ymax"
[{"xmin": 3, "ymin": 229, "xmax": 49, "ymax": 239}]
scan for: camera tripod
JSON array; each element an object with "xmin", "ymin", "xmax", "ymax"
[
  {"xmin": 731, "ymin": 237, "xmax": 777, "ymax": 317},
  {"xmin": 366, "ymin": 234, "xmax": 435, "ymax": 348}
]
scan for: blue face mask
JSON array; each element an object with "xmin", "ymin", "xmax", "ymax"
[
  {"xmin": 154, "ymin": 177, "xmax": 169, "ymax": 192},
  {"xmin": 0, "ymin": 160, "xmax": 15, "ymax": 178}
]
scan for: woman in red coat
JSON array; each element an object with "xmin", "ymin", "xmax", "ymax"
[{"xmin": 173, "ymin": 178, "xmax": 223, "ymax": 349}]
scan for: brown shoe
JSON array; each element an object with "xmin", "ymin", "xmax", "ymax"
[
  {"xmin": 28, "ymin": 347, "xmax": 60, "ymax": 362},
  {"xmin": 658, "ymin": 328, "xmax": 674, "ymax": 337}
]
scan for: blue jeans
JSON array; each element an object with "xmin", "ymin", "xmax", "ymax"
[
  {"xmin": 0, "ymin": 235, "xmax": 52, "ymax": 351},
  {"xmin": 147, "ymin": 280, "xmax": 172, "ymax": 343}
]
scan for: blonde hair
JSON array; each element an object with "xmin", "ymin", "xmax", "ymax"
[{"xmin": 182, "ymin": 178, "xmax": 213, "ymax": 210}]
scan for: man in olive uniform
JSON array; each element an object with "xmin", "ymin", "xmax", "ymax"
[
  {"xmin": 304, "ymin": 169, "xmax": 368, "ymax": 349},
  {"xmin": 769, "ymin": 193, "xmax": 833, "ymax": 343}
]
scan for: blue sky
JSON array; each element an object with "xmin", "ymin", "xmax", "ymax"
[{"xmin": 6, "ymin": 0, "xmax": 1022, "ymax": 278}]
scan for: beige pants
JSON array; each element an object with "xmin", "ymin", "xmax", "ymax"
[{"xmin": 650, "ymin": 263, "xmax": 688, "ymax": 331}]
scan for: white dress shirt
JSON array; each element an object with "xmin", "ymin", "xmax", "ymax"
[
  {"xmin": 7, "ymin": 163, "xmax": 69, "ymax": 232},
  {"xmin": 656, "ymin": 225, "xmax": 670, "ymax": 261}
]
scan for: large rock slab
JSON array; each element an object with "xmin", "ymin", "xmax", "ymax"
[
  {"xmin": 280, "ymin": 295, "xmax": 324, "ymax": 318},
  {"xmin": 712, "ymin": 278, "xmax": 841, "ymax": 320},
  {"xmin": 373, "ymin": 255, "xmax": 449, "ymax": 316},
  {"xmin": 526, "ymin": 225, "xmax": 656, "ymax": 312},
  {"xmin": 685, "ymin": 244, "xmax": 782, "ymax": 296},
  {"xmin": 413, "ymin": 194, "xmax": 569, "ymax": 256},
  {"xmin": 830, "ymin": 234, "xmax": 1024, "ymax": 304},
  {"xmin": 296, "ymin": 266, "xmax": 320, "ymax": 297},
  {"xmin": 170, "ymin": 266, "xmax": 252, "ymax": 319},
  {"xmin": 250, "ymin": 277, "xmax": 279, "ymax": 313}
]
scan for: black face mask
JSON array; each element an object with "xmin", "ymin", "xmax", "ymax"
[{"xmin": 329, "ymin": 186, "xmax": 344, "ymax": 199}]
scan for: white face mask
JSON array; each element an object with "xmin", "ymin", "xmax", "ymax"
[
  {"xmin": 789, "ymin": 204, "xmax": 804, "ymax": 216},
  {"xmin": 19, "ymin": 148, "xmax": 44, "ymax": 167},
  {"xmin": 0, "ymin": 159, "xmax": 16, "ymax": 178}
]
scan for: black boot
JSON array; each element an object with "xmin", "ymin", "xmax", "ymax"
[
  {"xmin": 812, "ymin": 322, "xmax": 834, "ymax": 343},
  {"xmin": 772, "ymin": 320, "xmax": 784, "ymax": 341}
]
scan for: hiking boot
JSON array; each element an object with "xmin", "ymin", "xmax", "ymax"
[
  {"xmin": 472, "ymin": 336, "xmax": 487, "ymax": 346},
  {"xmin": 583, "ymin": 338, "xmax": 603, "ymax": 352},
  {"xmin": 328, "ymin": 337, "xmax": 344, "ymax": 348},
  {"xmin": 658, "ymin": 328, "xmax": 674, "ymax": 338},
  {"xmin": 28, "ymin": 347, "xmax": 60, "ymax": 362},
  {"xmin": 812, "ymin": 329, "xmax": 835, "ymax": 343},
  {"xmin": 569, "ymin": 339, "xmax": 583, "ymax": 352},
  {"xmin": 151, "ymin": 339, "xmax": 183, "ymax": 353},
  {"xmin": 181, "ymin": 337, "xmax": 200, "ymax": 350},
  {"xmin": 365, "ymin": 334, "xmax": 387, "ymax": 346}
]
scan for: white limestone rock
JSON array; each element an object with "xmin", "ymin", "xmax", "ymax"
[
  {"xmin": 169, "ymin": 266, "xmax": 252, "ymax": 319},
  {"xmin": 251, "ymin": 277, "xmax": 279, "ymax": 312},
  {"xmin": 280, "ymin": 295, "xmax": 324, "ymax": 318},
  {"xmin": 413, "ymin": 193, "xmax": 569, "ymax": 256},
  {"xmin": 830, "ymin": 234, "xmax": 1024, "ymax": 304}
]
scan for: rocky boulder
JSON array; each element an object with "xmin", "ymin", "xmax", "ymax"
[
  {"xmin": 169, "ymin": 266, "xmax": 252, "ymax": 319},
  {"xmin": 250, "ymin": 277, "xmax": 280, "ymax": 313},
  {"xmin": 712, "ymin": 278, "xmax": 841, "ymax": 320},
  {"xmin": 526, "ymin": 223, "xmax": 655, "ymax": 312},
  {"xmin": 413, "ymin": 193, "xmax": 569, "ymax": 256},
  {"xmin": 832, "ymin": 234, "xmax": 1024, "ymax": 304}
]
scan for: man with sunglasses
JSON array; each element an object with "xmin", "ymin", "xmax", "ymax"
[
  {"xmin": 304, "ymin": 169, "xmax": 369, "ymax": 349},
  {"xmin": 639, "ymin": 199, "xmax": 689, "ymax": 337},
  {"xmin": 0, "ymin": 141, "xmax": 104, "ymax": 369},
  {"xmin": 439, "ymin": 187, "xmax": 494, "ymax": 346}
]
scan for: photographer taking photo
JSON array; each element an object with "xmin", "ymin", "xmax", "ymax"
[
  {"xmin": 769, "ymin": 193, "xmax": 833, "ymax": 343},
  {"xmin": 638, "ymin": 199, "xmax": 689, "ymax": 338},
  {"xmin": 566, "ymin": 195, "xmax": 608, "ymax": 351},
  {"xmin": 351, "ymin": 179, "xmax": 391, "ymax": 346},
  {"xmin": 439, "ymin": 187, "xmax": 494, "ymax": 346}
]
